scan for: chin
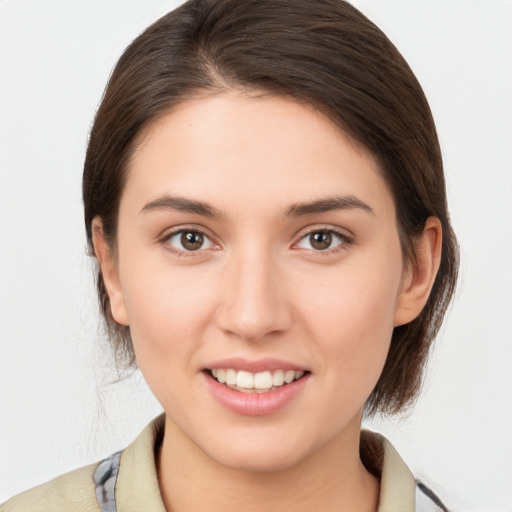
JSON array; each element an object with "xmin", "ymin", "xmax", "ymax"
[
  {"xmin": 212, "ymin": 445, "xmax": 305, "ymax": 474},
  {"xmin": 200, "ymin": 427, "xmax": 316, "ymax": 473}
]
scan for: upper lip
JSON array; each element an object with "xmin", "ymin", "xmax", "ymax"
[{"xmin": 204, "ymin": 357, "xmax": 309, "ymax": 373}]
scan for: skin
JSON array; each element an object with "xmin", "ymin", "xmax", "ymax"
[{"xmin": 94, "ymin": 93, "xmax": 441, "ymax": 512}]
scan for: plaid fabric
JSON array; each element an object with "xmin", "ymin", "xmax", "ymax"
[
  {"xmin": 93, "ymin": 451, "xmax": 448, "ymax": 512},
  {"xmin": 93, "ymin": 451, "xmax": 122, "ymax": 512}
]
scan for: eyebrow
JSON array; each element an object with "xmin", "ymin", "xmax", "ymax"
[
  {"xmin": 285, "ymin": 196, "xmax": 375, "ymax": 217},
  {"xmin": 140, "ymin": 194, "xmax": 374, "ymax": 219},
  {"xmin": 140, "ymin": 196, "xmax": 222, "ymax": 218}
]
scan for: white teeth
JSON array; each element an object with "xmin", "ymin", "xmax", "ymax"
[
  {"xmin": 254, "ymin": 371, "xmax": 272, "ymax": 390},
  {"xmin": 217, "ymin": 368, "xmax": 226, "ymax": 384},
  {"xmin": 236, "ymin": 370, "xmax": 254, "ymax": 389},
  {"xmin": 210, "ymin": 368, "xmax": 306, "ymax": 391},
  {"xmin": 284, "ymin": 370, "xmax": 295, "ymax": 384},
  {"xmin": 272, "ymin": 369, "xmax": 285, "ymax": 386},
  {"xmin": 225, "ymin": 368, "xmax": 237, "ymax": 385}
]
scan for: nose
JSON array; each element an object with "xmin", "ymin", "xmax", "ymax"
[{"xmin": 216, "ymin": 247, "xmax": 293, "ymax": 342}]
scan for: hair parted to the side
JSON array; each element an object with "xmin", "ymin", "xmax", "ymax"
[{"xmin": 83, "ymin": 0, "xmax": 459, "ymax": 416}]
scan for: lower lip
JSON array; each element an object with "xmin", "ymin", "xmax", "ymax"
[{"xmin": 203, "ymin": 372, "xmax": 310, "ymax": 416}]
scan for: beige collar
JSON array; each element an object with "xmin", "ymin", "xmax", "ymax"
[
  {"xmin": 367, "ymin": 431, "xmax": 416, "ymax": 511},
  {"xmin": 115, "ymin": 415, "xmax": 167, "ymax": 511},
  {"xmin": 115, "ymin": 415, "xmax": 415, "ymax": 511}
]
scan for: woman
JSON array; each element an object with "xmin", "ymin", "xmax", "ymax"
[{"xmin": 2, "ymin": 0, "xmax": 459, "ymax": 510}]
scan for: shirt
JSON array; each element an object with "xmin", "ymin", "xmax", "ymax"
[{"xmin": 1, "ymin": 415, "xmax": 446, "ymax": 511}]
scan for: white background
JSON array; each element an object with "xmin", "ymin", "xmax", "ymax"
[{"xmin": 0, "ymin": 1, "xmax": 511, "ymax": 510}]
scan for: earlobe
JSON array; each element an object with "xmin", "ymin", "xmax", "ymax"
[
  {"xmin": 91, "ymin": 218, "xmax": 130, "ymax": 326},
  {"xmin": 394, "ymin": 217, "xmax": 442, "ymax": 327}
]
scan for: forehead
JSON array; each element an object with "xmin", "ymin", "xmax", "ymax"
[{"xmin": 123, "ymin": 93, "xmax": 394, "ymax": 221}]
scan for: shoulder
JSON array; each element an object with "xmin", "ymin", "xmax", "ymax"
[
  {"xmin": 1, "ymin": 415, "xmax": 165, "ymax": 512},
  {"xmin": 360, "ymin": 430, "xmax": 449, "ymax": 512},
  {"xmin": 1, "ymin": 463, "xmax": 100, "ymax": 512},
  {"xmin": 415, "ymin": 481, "xmax": 449, "ymax": 512}
]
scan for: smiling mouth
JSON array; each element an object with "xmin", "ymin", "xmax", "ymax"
[{"xmin": 207, "ymin": 368, "xmax": 308, "ymax": 393}]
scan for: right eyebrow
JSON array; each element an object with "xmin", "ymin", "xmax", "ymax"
[
  {"xmin": 285, "ymin": 195, "xmax": 375, "ymax": 217},
  {"xmin": 140, "ymin": 196, "xmax": 223, "ymax": 218}
]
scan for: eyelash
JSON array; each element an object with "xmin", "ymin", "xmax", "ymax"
[
  {"xmin": 161, "ymin": 228, "xmax": 216, "ymax": 257},
  {"xmin": 160, "ymin": 227, "xmax": 353, "ymax": 257},
  {"xmin": 294, "ymin": 228, "xmax": 353, "ymax": 254}
]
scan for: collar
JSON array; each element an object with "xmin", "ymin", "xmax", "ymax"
[{"xmin": 94, "ymin": 415, "xmax": 440, "ymax": 511}]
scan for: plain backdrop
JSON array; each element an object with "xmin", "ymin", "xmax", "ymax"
[{"xmin": 0, "ymin": 1, "xmax": 511, "ymax": 510}]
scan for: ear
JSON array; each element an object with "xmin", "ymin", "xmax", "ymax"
[
  {"xmin": 394, "ymin": 217, "xmax": 442, "ymax": 327},
  {"xmin": 92, "ymin": 217, "xmax": 129, "ymax": 326}
]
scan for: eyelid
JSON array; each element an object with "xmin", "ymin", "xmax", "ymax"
[
  {"xmin": 158, "ymin": 224, "xmax": 354, "ymax": 255},
  {"xmin": 292, "ymin": 225, "xmax": 354, "ymax": 252},
  {"xmin": 159, "ymin": 225, "xmax": 220, "ymax": 255}
]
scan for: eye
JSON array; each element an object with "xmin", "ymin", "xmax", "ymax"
[
  {"xmin": 166, "ymin": 230, "xmax": 214, "ymax": 252},
  {"xmin": 296, "ymin": 230, "xmax": 348, "ymax": 251}
]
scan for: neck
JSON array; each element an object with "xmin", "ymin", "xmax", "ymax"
[{"xmin": 157, "ymin": 417, "xmax": 379, "ymax": 512}]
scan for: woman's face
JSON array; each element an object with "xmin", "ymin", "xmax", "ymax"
[{"xmin": 101, "ymin": 94, "xmax": 413, "ymax": 471}]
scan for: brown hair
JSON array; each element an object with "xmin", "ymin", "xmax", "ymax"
[{"xmin": 83, "ymin": 0, "xmax": 459, "ymax": 415}]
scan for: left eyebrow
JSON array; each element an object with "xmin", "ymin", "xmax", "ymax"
[
  {"xmin": 140, "ymin": 196, "xmax": 223, "ymax": 218},
  {"xmin": 285, "ymin": 195, "xmax": 375, "ymax": 217}
]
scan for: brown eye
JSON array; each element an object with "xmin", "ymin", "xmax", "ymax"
[
  {"xmin": 296, "ymin": 230, "xmax": 347, "ymax": 252},
  {"xmin": 167, "ymin": 230, "xmax": 213, "ymax": 252},
  {"xmin": 181, "ymin": 231, "xmax": 204, "ymax": 250},
  {"xmin": 309, "ymin": 231, "xmax": 332, "ymax": 250}
]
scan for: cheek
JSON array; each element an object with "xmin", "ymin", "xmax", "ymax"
[
  {"xmin": 117, "ymin": 256, "xmax": 219, "ymax": 380},
  {"xmin": 302, "ymin": 256, "xmax": 401, "ymax": 335},
  {"xmin": 297, "ymin": 256, "xmax": 402, "ymax": 393}
]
